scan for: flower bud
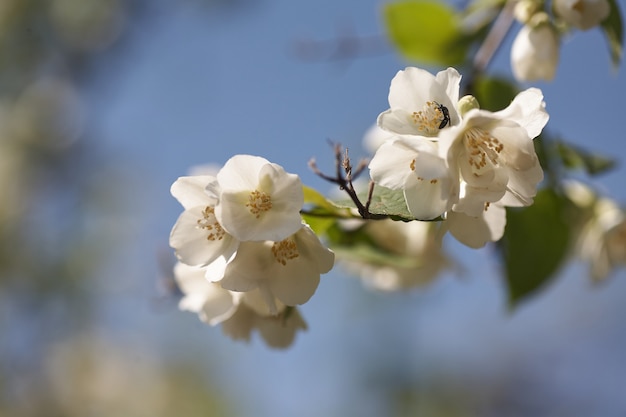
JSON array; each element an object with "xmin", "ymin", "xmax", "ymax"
[
  {"xmin": 553, "ymin": 0, "xmax": 610, "ymax": 31},
  {"xmin": 514, "ymin": 0, "xmax": 543, "ymax": 24},
  {"xmin": 511, "ymin": 18, "xmax": 560, "ymax": 82},
  {"xmin": 457, "ymin": 95, "xmax": 479, "ymax": 117}
]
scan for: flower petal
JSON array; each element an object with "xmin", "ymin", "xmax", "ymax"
[
  {"xmin": 170, "ymin": 175, "xmax": 217, "ymax": 209},
  {"xmin": 447, "ymin": 204, "xmax": 506, "ymax": 248},
  {"xmin": 169, "ymin": 207, "xmax": 239, "ymax": 267}
]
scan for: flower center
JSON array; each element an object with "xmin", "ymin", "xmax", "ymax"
[
  {"xmin": 197, "ymin": 206, "xmax": 225, "ymax": 241},
  {"xmin": 411, "ymin": 101, "xmax": 449, "ymax": 136},
  {"xmin": 271, "ymin": 238, "xmax": 299, "ymax": 266},
  {"xmin": 463, "ymin": 127, "xmax": 504, "ymax": 174},
  {"xmin": 246, "ymin": 189, "xmax": 272, "ymax": 218}
]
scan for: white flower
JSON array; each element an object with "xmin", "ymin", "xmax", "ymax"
[
  {"xmin": 577, "ymin": 197, "xmax": 626, "ymax": 281},
  {"xmin": 169, "ymin": 175, "xmax": 239, "ymax": 267},
  {"xmin": 214, "ymin": 154, "xmax": 304, "ymax": 242},
  {"xmin": 378, "ymin": 67, "xmax": 461, "ymax": 137},
  {"xmin": 369, "ymin": 136, "xmax": 454, "ymax": 220},
  {"xmin": 439, "ymin": 88, "xmax": 548, "ymax": 218},
  {"xmin": 362, "ymin": 123, "xmax": 393, "ymax": 154},
  {"xmin": 554, "ymin": 0, "xmax": 610, "ymax": 30},
  {"xmin": 511, "ymin": 21, "xmax": 560, "ymax": 82},
  {"xmin": 173, "ymin": 262, "xmax": 239, "ymax": 326},
  {"xmin": 446, "ymin": 201, "xmax": 507, "ymax": 248},
  {"xmin": 221, "ymin": 304, "xmax": 308, "ymax": 349},
  {"xmin": 174, "ymin": 262, "xmax": 307, "ymax": 348},
  {"xmin": 218, "ymin": 224, "xmax": 335, "ymax": 314},
  {"xmin": 341, "ymin": 219, "xmax": 451, "ymax": 291}
]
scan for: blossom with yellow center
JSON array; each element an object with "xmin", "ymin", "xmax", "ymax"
[
  {"xmin": 214, "ymin": 154, "xmax": 304, "ymax": 242},
  {"xmin": 169, "ymin": 175, "xmax": 239, "ymax": 267},
  {"xmin": 218, "ymin": 224, "xmax": 335, "ymax": 315},
  {"xmin": 377, "ymin": 67, "xmax": 461, "ymax": 137},
  {"xmin": 439, "ymin": 88, "xmax": 548, "ymax": 218}
]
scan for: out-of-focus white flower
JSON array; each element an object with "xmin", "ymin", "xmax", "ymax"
[
  {"xmin": 577, "ymin": 197, "xmax": 626, "ymax": 281},
  {"xmin": 222, "ymin": 304, "xmax": 308, "ymax": 349},
  {"xmin": 446, "ymin": 201, "xmax": 507, "ymax": 248},
  {"xmin": 174, "ymin": 262, "xmax": 307, "ymax": 348},
  {"xmin": 511, "ymin": 19, "xmax": 560, "ymax": 82},
  {"xmin": 378, "ymin": 67, "xmax": 461, "ymax": 137},
  {"xmin": 439, "ymin": 88, "xmax": 548, "ymax": 218},
  {"xmin": 169, "ymin": 175, "xmax": 239, "ymax": 267},
  {"xmin": 173, "ymin": 262, "xmax": 239, "ymax": 326},
  {"xmin": 362, "ymin": 123, "xmax": 393, "ymax": 154},
  {"xmin": 369, "ymin": 136, "xmax": 453, "ymax": 220},
  {"xmin": 218, "ymin": 224, "xmax": 335, "ymax": 315},
  {"xmin": 341, "ymin": 219, "xmax": 451, "ymax": 291},
  {"xmin": 554, "ymin": 0, "xmax": 610, "ymax": 30},
  {"xmin": 214, "ymin": 154, "xmax": 304, "ymax": 242}
]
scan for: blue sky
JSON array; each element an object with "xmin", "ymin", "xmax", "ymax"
[{"xmin": 86, "ymin": 0, "xmax": 626, "ymax": 415}]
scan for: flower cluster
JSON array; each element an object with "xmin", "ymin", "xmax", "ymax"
[
  {"xmin": 170, "ymin": 155, "xmax": 334, "ymax": 347},
  {"xmin": 510, "ymin": 0, "xmax": 610, "ymax": 82},
  {"xmin": 368, "ymin": 67, "xmax": 549, "ymax": 248}
]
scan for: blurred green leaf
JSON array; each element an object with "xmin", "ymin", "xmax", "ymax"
[
  {"xmin": 324, "ymin": 221, "xmax": 422, "ymax": 268},
  {"xmin": 384, "ymin": 0, "xmax": 467, "ymax": 65},
  {"xmin": 499, "ymin": 189, "xmax": 571, "ymax": 307},
  {"xmin": 556, "ymin": 141, "xmax": 617, "ymax": 175},
  {"xmin": 471, "ymin": 76, "xmax": 518, "ymax": 111},
  {"xmin": 601, "ymin": 0, "xmax": 623, "ymax": 67}
]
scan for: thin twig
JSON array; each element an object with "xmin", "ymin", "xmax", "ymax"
[
  {"xmin": 309, "ymin": 143, "xmax": 384, "ymax": 219},
  {"xmin": 472, "ymin": 0, "xmax": 517, "ymax": 74}
]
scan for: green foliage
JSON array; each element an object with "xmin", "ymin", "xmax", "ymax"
[
  {"xmin": 471, "ymin": 76, "xmax": 518, "ymax": 111},
  {"xmin": 601, "ymin": 0, "xmax": 624, "ymax": 66},
  {"xmin": 383, "ymin": 1, "xmax": 468, "ymax": 65},
  {"xmin": 301, "ymin": 185, "xmax": 354, "ymax": 234},
  {"xmin": 499, "ymin": 189, "xmax": 572, "ymax": 307},
  {"xmin": 556, "ymin": 141, "xmax": 617, "ymax": 176}
]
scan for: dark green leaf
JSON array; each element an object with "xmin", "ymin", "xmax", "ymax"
[
  {"xmin": 499, "ymin": 189, "xmax": 571, "ymax": 307},
  {"xmin": 384, "ymin": 1, "xmax": 467, "ymax": 65},
  {"xmin": 601, "ymin": 0, "xmax": 623, "ymax": 67}
]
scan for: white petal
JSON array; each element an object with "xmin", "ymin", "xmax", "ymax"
[
  {"xmin": 368, "ymin": 138, "xmax": 417, "ymax": 189},
  {"xmin": 378, "ymin": 109, "xmax": 424, "ymax": 135},
  {"xmin": 217, "ymin": 154, "xmax": 271, "ymax": 191},
  {"xmin": 494, "ymin": 88, "xmax": 549, "ymax": 139},
  {"xmin": 404, "ymin": 171, "xmax": 450, "ymax": 220},
  {"xmin": 170, "ymin": 176, "xmax": 216, "ymax": 209},
  {"xmin": 169, "ymin": 207, "xmax": 239, "ymax": 267},
  {"xmin": 173, "ymin": 263, "xmax": 238, "ymax": 326},
  {"xmin": 447, "ymin": 204, "xmax": 506, "ymax": 248},
  {"xmin": 388, "ymin": 67, "xmax": 438, "ymax": 110}
]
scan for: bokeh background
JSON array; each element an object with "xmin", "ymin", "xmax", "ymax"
[{"xmin": 2, "ymin": 0, "xmax": 626, "ymax": 416}]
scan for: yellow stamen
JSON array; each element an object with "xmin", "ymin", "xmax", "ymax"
[
  {"xmin": 271, "ymin": 238, "xmax": 299, "ymax": 266},
  {"xmin": 246, "ymin": 190, "xmax": 272, "ymax": 218},
  {"xmin": 197, "ymin": 206, "xmax": 225, "ymax": 241}
]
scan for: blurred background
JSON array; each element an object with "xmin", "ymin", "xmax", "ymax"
[{"xmin": 1, "ymin": 0, "xmax": 625, "ymax": 416}]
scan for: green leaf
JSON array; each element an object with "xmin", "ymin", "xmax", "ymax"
[
  {"xmin": 601, "ymin": 0, "xmax": 623, "ymax": 66},
  {"xmin": 365, "ymin": 185, "xmax": 415, "ymax": 220},
  {"xmin": 471, "ymin": 76, "xmax": 519, "ymax": 111},
  {"xmin": 499, "ymin": 189, "xmax": 571, "ymax": 308},
  {"xmin": 384, "ymin": 1, "xmax": 467, "ymax": 65},
  {"xmin": 556, "ymin": 141, "xmax": 617, "ymax": 175},
  {"xmin": 301, "ymin": 185, "xmax": 356, "ymax": 235},
  {"xmin": 323, "ymin": 221, "xmax": 423, "ymax": 268}
]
